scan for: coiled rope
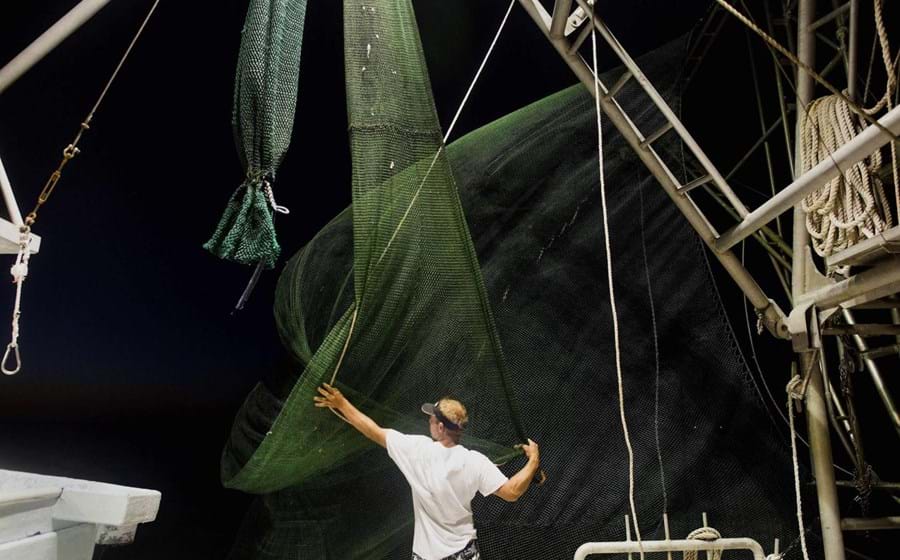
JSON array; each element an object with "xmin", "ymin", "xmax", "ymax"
[
  {"xmin": 799, "ymin": 95, "xmax": 894, "ymax": 263},
  {"xmin": 684, "ymin": 526, "xmax": 722, "ymax": 560},
  {"xmin": 799, "ymin": 0, "xmax": 898, "ymax": 268}
]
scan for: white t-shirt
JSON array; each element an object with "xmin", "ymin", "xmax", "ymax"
[{"xmin": 385, "ymin": 429, "xmax": 508, "ymax": 560}]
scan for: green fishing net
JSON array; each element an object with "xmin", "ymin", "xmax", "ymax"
[
  {"xmin": 205, "ymin": 0, "xmax": 308, "ymax": 268},
  {"xmin": 221, "ymin": 0, "xmax": 811, "ymax": 558}
]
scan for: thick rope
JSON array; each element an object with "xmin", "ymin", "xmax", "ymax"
[
  {"xmin": 786, "ymin": 375, "xmax": 812, "ymax": 560},
  {"xmin": 799, "ymin": 95, "xmax": 894, "ymax": 266},
  {"xmin": 683, "ymin": 527, "xmax": 722, "ymax": 560},
  {"xmin": 589, "ymin": 7, "xmax": 643, "ymax": 555}
]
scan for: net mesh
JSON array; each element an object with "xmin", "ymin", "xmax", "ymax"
[{"xmin": 222, "ymin": 0, "xmax": 810, "ymax": 558}]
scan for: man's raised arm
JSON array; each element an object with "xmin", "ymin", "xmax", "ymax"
[
  {"xmin": 313, "ymin": 383, "xmax": 387, "ymax": 448},
  {"xmin": 493, "ymin": 439, "xmax": 541, "ymax": 502}
]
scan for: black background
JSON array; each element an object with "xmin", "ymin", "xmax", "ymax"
[{"xmin": 0, "ymin": 1, "xmax": 895, "ymax": 558}]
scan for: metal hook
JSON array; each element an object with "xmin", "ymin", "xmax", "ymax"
[{"xmin": 2, "ymin": 343, "xmax": 21, "ymax": 375}]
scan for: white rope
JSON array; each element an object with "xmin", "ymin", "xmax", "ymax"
[
  {"xmin": 800, "ymin": 0, "xmax": 898, "ymax": 267},
  {"xmin": 786, "ymin": 375, "xmax": 812, "ymax": 560},
  {"xmin": 683, "ymin": 527, "xmax": 723, "ymax": 560},
  {"xmin": 799, "ymin": 94, "xmax": 894, "ymax": 267},
  {"xmin": 262, "ymin": 180, "xmax": 290, "ymax": 215},
  {"xmin": 589, "ymin": 7, "xmax": 643, "ymax": 556},
  {"xmin": 2, "ymin": 227, "xmax": 32, "ymax": 375}
]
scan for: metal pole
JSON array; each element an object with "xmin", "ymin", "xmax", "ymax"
[
  {"xmin": 840, "ymin": 517, "xmax": 900, "ymax": 531},
  {"xmin": 0, "ymin": 0, "xmax": 113, "ymax": 94},
  {"xmin": 516, "ymin": 0, "xmax": 789, "ymax": 338},
  {"xmin": 840, "ymin": 310, "xmax": 900, "ymax": 439},
  {"xmin": 763, "ymin": 0, "xmax": 796, "ymax": 173},
  {"xmin": 798, "ymin": 259, "xmax": 900, "ymax": 309},
  {"xmin": 715, "ymin": 104, "xmax": 900, "ymax": 252},
  {"xmin": 795, "ymin": 1, "xmax": 846, "ymax": 558},
  {"xmin": 847, "ymin": 0, "xmax": 859, "ymax": 100},
  {"xmin": 809, "ymin": 2, "xmax": 850, "ymax": 31},
  {"xmin": 0, "ymin": 155, "xmax": 23, "ymax": 226}
]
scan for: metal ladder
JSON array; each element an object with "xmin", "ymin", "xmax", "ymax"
[{"xmin": 516, "ymin": 0, "xmax": 790, "ymax": 338}]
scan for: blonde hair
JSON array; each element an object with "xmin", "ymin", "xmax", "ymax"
[{"xmin": 436, "ymin": 398, "xmax": 468, "ymax": 429}]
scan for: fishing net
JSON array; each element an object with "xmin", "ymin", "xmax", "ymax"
[
  {"xmin": 221, "ymin": 0, "xmax": 810, "ymax": 558},
  {"xmin": 205, "ymin": 0, "xmax": 309, "ymax": 268}
]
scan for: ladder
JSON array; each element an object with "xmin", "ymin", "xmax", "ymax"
[{"xmin": 516, "ymin": 0, "xmax": 789, "ymax": 338}]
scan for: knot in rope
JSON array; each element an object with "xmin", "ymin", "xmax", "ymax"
[{"xmin": 684, "ymin": 527, "xmax": 722, "ymax": 560}]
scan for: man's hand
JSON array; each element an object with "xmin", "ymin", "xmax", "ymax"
[
  {"xmin": 312, "ymin": 383, "xmax": 387, "ymax": 448},
  {"xmin": 314, "ymin": 383, "xmax": 349, "ymax": 413},
  {"xmin": 520, "ymin": 438, "xmax": 539, "ymax": 463},
  {"xmin": 496, "ymin": 438, "xmax": 543, "ymax": 502}
]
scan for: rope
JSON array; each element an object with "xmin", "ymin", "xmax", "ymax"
[
  {"xmin": 683, "ymin": 527, "xmax": 722, "ymax": 560},
  {"xmin": 865, "ymin": 0, "xmax": 897, "ymax": 115},
  {"xmin": 2, "ymin": 227, "xmax": 32, "ymax": 375},
  {"xmin": 799, "ymin": 95, "xmax": 894, "ymax": 266},
  {"xmin": 588, "ymin": 5, "xmax": 643, "ymax": 556},
  {"xmin": 786, "ymin": 374, "xmax": 812, "ymax": 560}
]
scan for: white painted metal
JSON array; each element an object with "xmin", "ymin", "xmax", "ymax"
[
  {"xmin": 0, "ymin": 470, "xmax": 161, "ymax": 560},
  {"xmin": 0, "ymin": 0, "xmax": 113, "ymax": 94},
  {"xmin": 0, "ymin": 156, "xmax": 24, "ymax": 227},
  {"xmin": 573, "ymin": 537, "xmax": 767, "ymax": 560},
  {"xmin": 715, "ymin": 104, "xmax": 900, "ymax": 252},
  {"xmin": 0, "ymin": 488, "xmax": 59, "ymax": 546},
  {"xmin": 0, "ymin": 156, "xmax": 41, "ymax": 255},
  {"xmin": 826, "ymin": 224, "xmax": 900, "ymax": 268},
  {"xmin": 0, "ymin": 524, "xmax": 95, "ymax": 560}
]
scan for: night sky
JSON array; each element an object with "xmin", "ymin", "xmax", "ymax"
[{"xmin": 0, "ymin": 1, "xmax": 895, "ymax": 559}]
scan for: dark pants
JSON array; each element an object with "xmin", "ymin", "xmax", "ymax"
[{"xmin": 412, "ymin": 539, "xmax": 480, "ymax": 560}]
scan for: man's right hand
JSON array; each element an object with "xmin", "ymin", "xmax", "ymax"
[{"xmin": 521, "ymin": 438, "xmax": 539, "ymax": 464}]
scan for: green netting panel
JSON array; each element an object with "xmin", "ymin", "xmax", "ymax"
[
  {"xmin": 205, "ymin": 0, "xmax": 308, "ymax": 268},
  {"xmin": 222, "ymin": 0, "xmax": 526, "ymax": 494}
]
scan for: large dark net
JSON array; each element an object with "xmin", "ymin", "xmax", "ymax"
[{"xmin": 222, "ymin": 1, "xmax": 808, "ymax": 557}]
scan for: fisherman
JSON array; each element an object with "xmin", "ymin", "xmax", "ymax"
[{"xmin": 313, "ymin": 383, "xmax": 540, "ymax": 560}]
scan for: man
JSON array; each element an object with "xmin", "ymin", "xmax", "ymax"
[{"xmin": 314, "ymin": 383, "xmax": 540, "ymax": 560}]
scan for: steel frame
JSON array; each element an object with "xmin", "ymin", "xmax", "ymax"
[{"xmin": 517, "ymin": 2, "xmax": 899, "ymax": 560}]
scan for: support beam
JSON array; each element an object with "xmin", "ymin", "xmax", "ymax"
[
  {"xmin": 716, "ymin": 104, "xmax": 900, "ymax": 252},
  {"xmin": 840, "ymin": 517, "xmax": 900, "ymax": 531},
  {"xmin": 0, "ymin": 0, "xmax": 113, "ymax": 94},
  {"xmin": 809, "ymin": 2, "xmax": 850, "ymax": 31},
  {"xmin": 516, "ymin": 0, "xmax": 788, "ymax": 338},
  {"xmin": 794, "ymin": 1, "xmax": 846, "ymax": 559}
]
